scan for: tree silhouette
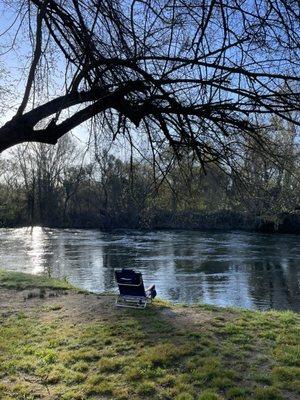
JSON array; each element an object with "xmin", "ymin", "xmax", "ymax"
[{"xmin": 0, "ymin": 0, "xmax": 299, "ymax": 170}]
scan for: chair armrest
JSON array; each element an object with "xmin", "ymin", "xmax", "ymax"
[
  {"xmin": 146, "ymin": 284, "xmax": 155, "ymax": 292},
  {"xmin": 146, "ymin": 284, "xmax": 156, "ymax": 299}
]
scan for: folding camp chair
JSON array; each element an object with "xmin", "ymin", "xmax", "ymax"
[{"xmin": 115, "ymin": 268, "xmax": 156, "ymax": 308}]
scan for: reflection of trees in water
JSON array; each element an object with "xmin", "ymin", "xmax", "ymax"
[
  {"xmin": 248, "ymin": 260, "xmax": 300, "ymax": 312},
  {"xmin": 100, "ymin": 233, "xmax": 167, "ymax": 290},
  {"xmin": 178, "ymin": 266, "xmax": 254, "ymax": 309},
  {"xmin": 41, "ymin": 229, "xmax": 68, "ymax": 278},
  {"xmin": 47, "ymin": 230, "xmax": 105, "ymax": 292},
  {"xmin": 101, "ymin": 231, "xmax": 296, "ymax": 309},
  {"xmin": 1, "ymin": 229, "xmax": 299, "ymax": 311},
  {"xmin": 61, "ymin": 231, "xmax": 300, "ymax": 310},
  {"xmin": 174, "ymin": 233, "xmax": 251, "ymax": 307}
]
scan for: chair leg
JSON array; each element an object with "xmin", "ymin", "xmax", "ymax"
[{"xmin": 115, "ymin": 295, "xmax": 148, "ymax": 309}]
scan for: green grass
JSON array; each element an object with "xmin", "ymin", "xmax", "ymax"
[
  {"xmin": 0, "ymin": 271, "xmax": 299, "ymax": 399},
  {"xmin": 0, "ymin": 269, "xmax": 75, "ymax": 290}
]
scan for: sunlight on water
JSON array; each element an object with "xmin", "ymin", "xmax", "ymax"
[
  {"xmin": 0, "ymin": 227, "xmax": 299, "ymax": 311},
  {"xmin": 26, "ymin": 227, "xmax": 47, "ymax": 275},
  {"xmin": 4, "ymin": 227, "xmax": 50, "ymax": 275}
]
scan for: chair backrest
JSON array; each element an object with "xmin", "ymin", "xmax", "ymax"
[{"xmin": 115, "ymin": 269, "xmax": 146, "ymax": 297}]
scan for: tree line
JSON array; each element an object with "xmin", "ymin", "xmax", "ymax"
[{"xmin": 0, "ymin": 117, "xmax": 299, "ymax": 232}]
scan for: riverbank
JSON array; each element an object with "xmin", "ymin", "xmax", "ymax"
[
  {"xmin": 2, "ymin": 210, "xmax": 300, "ymax": 234},
  {"xmin": 0, "ymin": 270, "xmax": 299, "ymax": 400}
]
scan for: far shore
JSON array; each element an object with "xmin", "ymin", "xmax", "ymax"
[
  {"xmin": 1, "ymin": 209, "xmax": 300, "ymax": 234},
  {"xmin": 0, "ymin": 210, "xmax": 300, "ymax": 234}
]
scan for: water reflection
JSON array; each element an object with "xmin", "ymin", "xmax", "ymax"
[{"xmin": 0, "ymin": 227, "xmax": 299, "ymax": 311}]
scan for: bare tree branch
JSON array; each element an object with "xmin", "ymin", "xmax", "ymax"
[{"xmin": 0, "ymin": 0, "xmax": 299, "ymax": 171}]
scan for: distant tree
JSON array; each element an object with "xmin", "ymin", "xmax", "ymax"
[
  {"xmin": 93, "ymin": 151, "xmax": 153, "ymax": 225},
  {"xmin": 150, "ymin": 153, "xmax": 229, "ymax": 213},
  {"xmin": 8, "ymin": 136, "xmax": 79, "ymax": 225},
  {"xmin": 0, "ymin": 0, "xmax": 299, "ymax": 173},
  {"xmin": 233, "ymin": 116, "xmax": 300, "ymax": 216},
  {"xmin": 0, "ymin": 158, "xmax": 26, "ymax": 225}
]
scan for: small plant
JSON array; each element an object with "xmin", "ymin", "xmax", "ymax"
[
  {"xmin": 198, "ymin": 390, "xmax": 223, "ymax": 400},
  {"xmin": 26, "ymin": 291, "xmax": 39, "ymax": 299}
]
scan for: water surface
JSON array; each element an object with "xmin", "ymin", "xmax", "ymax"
[{"xmin": 0, "ymin": 227, "xmax": 299, "ymax": 311}]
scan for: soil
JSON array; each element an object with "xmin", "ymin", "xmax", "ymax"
[{"xmin": 0, "ymin": 287, "xmax": 221, "ymax": 327}]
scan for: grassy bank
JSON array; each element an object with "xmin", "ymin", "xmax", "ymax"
[
  {"xmin": 0, "ymin": 270, "xmax": 299, "ymax": 400},
  {"xmin": 0, "ymin": 269, "xmax": 75, "ymax": 291}
]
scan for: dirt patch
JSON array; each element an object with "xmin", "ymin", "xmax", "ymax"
[
  {"xmin": 0, "ymin": 288, "xmax": 117, "ymax": 324},
  {"xmin": 0, "ymin": 287, "xmax": 223, "ymax": 329},
  {"xmin": 160, "ymin": 306, "xmax": 215, "ymax": 327}
]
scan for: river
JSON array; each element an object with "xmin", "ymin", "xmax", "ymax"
[{"xmin": 0, "ymin": 227, "xmax": 299, "ymax": 311}]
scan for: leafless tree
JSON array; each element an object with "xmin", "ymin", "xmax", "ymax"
[
  {"xmin": 6, "ymin": 136, "xmax": 79, "ymax": 224},
  {"xmin": 0, "ymin": 0, "xmax": 299, "ymax": 172}
]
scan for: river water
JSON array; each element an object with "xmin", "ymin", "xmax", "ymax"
[{"xmin": 0, "ymin": 227, "xmax": 299, "ymax": 311}]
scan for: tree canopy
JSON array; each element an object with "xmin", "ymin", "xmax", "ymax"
[{"xmin": 0, "ymin": 0, "xmax": 299, "ymax": 169}]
